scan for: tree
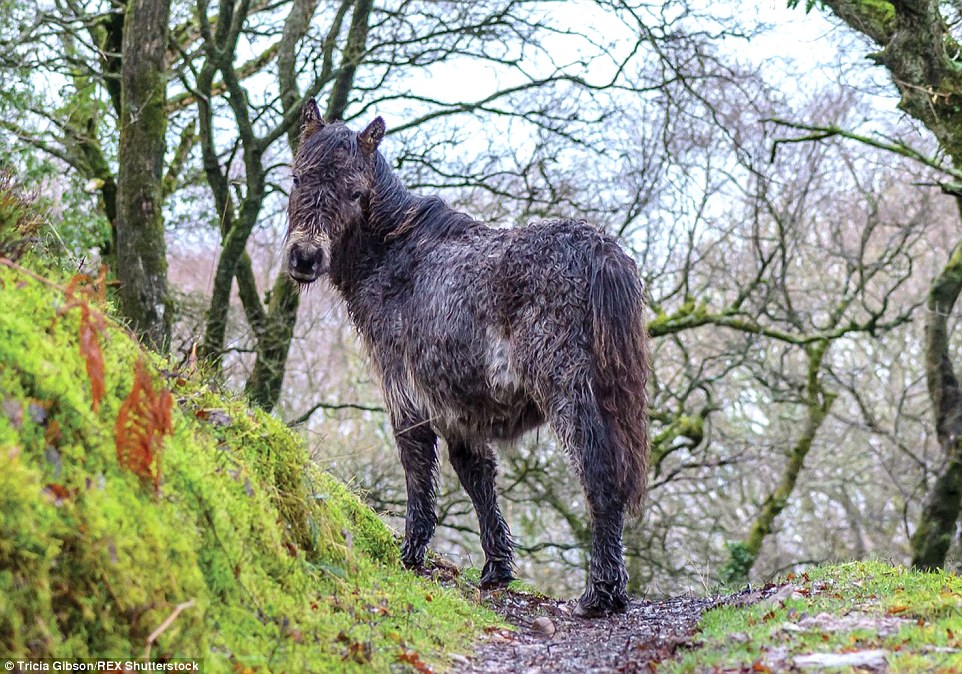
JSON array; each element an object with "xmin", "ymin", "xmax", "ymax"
[
  {"xmin": 115, "ymin": 0, "xmax": 173, "ymax": 350},
  {"xmin": 188, "ymin": 0, "xmax": 665, "ymax": 411},
  {"xmin": 796, "ymin": 0, "xmax": 962, "ymax": 569}
]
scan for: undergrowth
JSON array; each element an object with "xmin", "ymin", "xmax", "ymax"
[
  {"xmin": 0, "ymin": 254, "xmax": 497, "ymax": 671},
  {"xmin": 665, "ymin": 560, "xmax": 962, "ymax": 673}
]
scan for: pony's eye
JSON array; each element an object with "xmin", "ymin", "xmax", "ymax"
[
  {"xmin": 292, "ymin": 175, "xmax": 300, "ymax": 187},
  {"xmin": 350, "ymin": 190, "xmax": 363, "ymax": 201}
]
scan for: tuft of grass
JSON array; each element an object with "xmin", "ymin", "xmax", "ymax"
[
  {"xmin": 664, "ymin": 560, "xmax": 962, "ymax": 673},
  {"xmin": 457, "ymin": 567, "xmax": 543, "ymax": 597},
  {"xmin": 0, "ymin": 260, "xmax": 498, "ymax": 672}
]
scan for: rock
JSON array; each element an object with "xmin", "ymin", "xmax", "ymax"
[
  {"xmin": 531, "ymin": 616, "xmax": 556, "ymax": 636},
  {"xmin": 2, "ymin": 398, "xmax": 22, "ymax": 428},
  {"xmin": 793, "ymin": 650, "xmax": 888, "ymax": 669},
  {"xmin": 758, "ymin": 584, "xmax": 797, "ymax": 608},
  {"xmin": 487, "ymin": 630, "xmax": 515, "ymax": 643},
  {"xmin": 922, "ymin": 646, "xmax": 961, "ymax": 654},
  {"xmin": 763, "ymin": 646, "xmax": 791, "ymax": 669},
  {"xmin": 795, "ymin": 612, "xmax": 909, "ymax": 637},
  {"xmin": 28, "ymin": 401, "xmax": 48, "ymax": 425},
  {"xmin": 780, "ymin": 622, "xmax": 806, "ymax": 633}
]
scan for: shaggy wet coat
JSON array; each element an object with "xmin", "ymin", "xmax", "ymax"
[{"xmin": 285, "ymin": 101, "xmax": 650, "ymax": 616}]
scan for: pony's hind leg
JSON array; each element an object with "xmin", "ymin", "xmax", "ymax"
[
  {"xmin": 546, "ymin": 393, "xmax": 630, "ymax": 617},
  {"xmin": 448, "ymin": 438, "xmax": 515, "ymax": 588},
  {"xmin": 394, "ymin": 416, "xmax": 440, "ymax": 569}
]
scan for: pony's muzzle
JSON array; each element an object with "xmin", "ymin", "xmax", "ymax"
[{"xmin": 288, "ymin": 244, "xmax": 325, "ymax": 283}]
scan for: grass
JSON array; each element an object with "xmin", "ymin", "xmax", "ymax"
[
  {"xmin": 0, "ymin": 257, "xmax": 499, "ymax": 672},
  {"xmin": 664, "ymin": 560, "xmax": 962, "ymax": 673}
]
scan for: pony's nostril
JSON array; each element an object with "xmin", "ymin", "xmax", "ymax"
[{"xmin": 288, "ymin": 247, "xmax": 323, "ymax": 281}]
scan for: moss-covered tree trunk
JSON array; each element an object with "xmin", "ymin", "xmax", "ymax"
[
  {"xmin": 814, "ymin": 0, "xmax": 962, "ymax": 569},
  {"xmin": 721, "ymin": 340, "xmax": 835, "ymax": 584},
  {"xmin": 245, "ymin": 272, "xmax": 301, "ymax": 408},
  {"xmin": 115, "ymin": 0, "xmax": 172, "ymax": 351},
  {"xmin": 911, "ymin": 239, "xmax": 962, "ymax": 568}
]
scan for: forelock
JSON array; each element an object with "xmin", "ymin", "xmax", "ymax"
[{"xmin": 296, "ymin": 123, "xmax": 360, "ymax": 167}]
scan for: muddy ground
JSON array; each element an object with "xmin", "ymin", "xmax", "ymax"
[
  {"xmin": 452, "ymin": 584, "xmax": 774, "ymax": 673},
  {"xmin": 412, "ymin": 556, "xmax": 776, "ymax": 673},
  {"xmin": 460, "ymin": 592, "xmax": 715, "ymax": 673}
]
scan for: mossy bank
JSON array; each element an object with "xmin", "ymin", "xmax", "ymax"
[{"xmin": 0, "ymin": 261, "xmax": 497, "ymax": 671}]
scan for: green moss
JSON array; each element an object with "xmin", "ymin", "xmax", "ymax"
[
  {"xmin": 856, "ymin": 0, "xmax": 895, "ymax": 28},
  {"xmin": 790, "ymin": 0, "xmax": 894, "ymax": 28},
  {"xmin": 664, "ymin": 561, "xmax": 962, "ymax": 673},
  {"xmin": 718, "ymin": 541, "xmax": 756, "ymax": 587},
  {"xmin": 0, "ymin": 263, "xmax": 496, "ymax": 671}
]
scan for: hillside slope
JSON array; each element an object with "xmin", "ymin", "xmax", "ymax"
[{"xmin": 0, "ymin": 260, "xmax": 495, "ymax": 672}]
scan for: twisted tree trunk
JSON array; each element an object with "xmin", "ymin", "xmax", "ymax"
[{"xmin": 245, "ymin": 0, "xmax": 372, "ymax": 410}]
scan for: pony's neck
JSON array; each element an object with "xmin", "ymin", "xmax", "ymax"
[
  {"xmin": 329, "ymin": 152, "xmax": 474, "ymax": 298},
  {"xmin": 366, "ymin": 152, "xmax": 422, "ymax": 238},
  {"xmin": 327, "ymin": 155, "xmax": 416, "ymax": 297},
  {"xmin": 366, "ymin": 152, "xmax": 477, "ymax": 244}
]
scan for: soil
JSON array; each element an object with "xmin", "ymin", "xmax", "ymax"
[
  {"xmin": 458, "ymin": 591, "xmax": 712, "ymax": 673},
  {"xmin": 456, "ymin": 583, "xmax": 775, "ymax": 674},
  {"xmin": 416, "ymin": 557, "xmax": 775, "ymax": 674}
]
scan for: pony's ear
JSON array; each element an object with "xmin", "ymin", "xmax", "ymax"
[
  {"xmin": 358, "ymin": 116, "xmax": 386, "ymax": 154},
  {"xmin": 300, "ymin": 98, "xmax": 325, "ymax": 141}
]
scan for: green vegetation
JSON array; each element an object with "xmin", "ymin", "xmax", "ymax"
[
  {"xmin": 0, "ymin": 255, "xmax": 497, "ymax": 671},
  {"xmin": 666, "ymin": 561, "xmax": 962, "ymax": 673}
]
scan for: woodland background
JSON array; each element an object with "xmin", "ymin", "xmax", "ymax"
[{"xmin": 3, "ymin": 0, "xmax": 962, "ymax": 598}]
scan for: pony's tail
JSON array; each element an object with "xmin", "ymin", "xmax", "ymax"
[{"xmin": 589, "ymin": 241, "xmax": 650, "ymax": 516}]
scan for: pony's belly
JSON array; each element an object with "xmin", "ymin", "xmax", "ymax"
[
  {"xmin": 427, "ymin": 393, "xmax": 545, "ymax": 442},
  {"xmin": 403, "ymin": 363, "xmax": 542, "ymax": 441},
  {"xmin": 399, "ymin": 329, "xmax": 542, "ymax": 441}
]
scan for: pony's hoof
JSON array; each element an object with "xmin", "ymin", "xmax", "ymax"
[
  {"xmin": 573, "ymin": 591, "xmax": 629, "ymax": 618},
  {"xmin": 479, "ymin": 565, "xmax": 514, "ymax": 590},
  {"xmin": 572, "ymin": 602, "xmax": 605, "ymax": 619},
  {"xmin": 400, "ymin": 557, "xmax": 424, "ymax": 571}
]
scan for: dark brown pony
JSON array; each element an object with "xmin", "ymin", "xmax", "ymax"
[{"xmin": 285, "ymin": 100, "xmax": 649, "ymax": 616}]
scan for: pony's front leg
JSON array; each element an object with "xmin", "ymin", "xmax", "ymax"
[
  {"xmin": 448, "ymin": 438, "xmax": 515, "ymax": 588},
  {"xmin": 394, "ymin": 415, "xmax": 439, "ymax": 568}
]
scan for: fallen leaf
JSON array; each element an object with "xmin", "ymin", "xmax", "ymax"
[
  {"xmin": 195, "ymin": 408, "xmax": 232, "ymax": 427},
  {"xmin": 397, "ymin": 649, "xmax": 432, "ymax": 673},
  {"xmin": 43, "ymin": 483, "xmax": 75, "ymax": 505},
  {"xmin": 44, "ymin": 419, "xmax": 62, "ymax": 446}
]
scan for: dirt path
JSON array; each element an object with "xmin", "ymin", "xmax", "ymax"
[{"xmin": 458, "ymin": 589, "xmax": 739, "ymax": 674}]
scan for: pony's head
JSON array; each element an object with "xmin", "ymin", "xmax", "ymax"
[{"xmin": 285, "ymin": 99, "xmax": 385, "ymax": 284}]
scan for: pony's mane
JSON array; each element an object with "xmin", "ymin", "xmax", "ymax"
[{"xmin": 368, "ymin": 151, "xmax": 476, "ymax": 242}]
